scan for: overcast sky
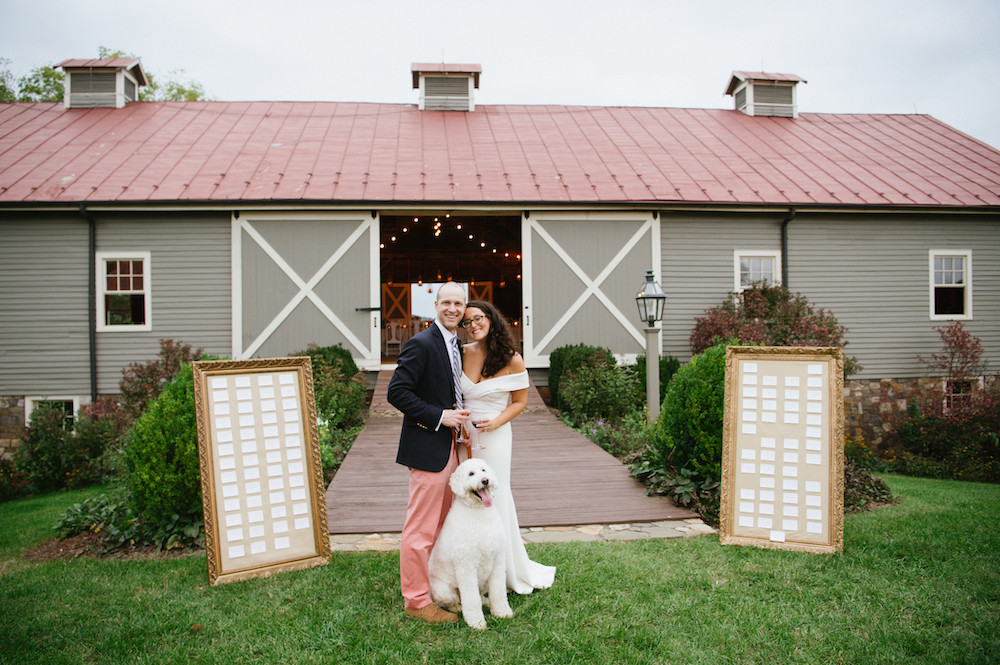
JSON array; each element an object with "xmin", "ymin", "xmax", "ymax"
[{"xmin": 3, "ymin": 0, "xmax": 999, "ymax": 149}]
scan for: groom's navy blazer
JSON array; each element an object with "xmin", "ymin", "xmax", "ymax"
[{"xmin": 387, "ymin": 324, "xmax": 459, "ymax": 473}]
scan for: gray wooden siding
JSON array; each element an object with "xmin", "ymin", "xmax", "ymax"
[
  {"xmin": 660, "ymin": 212, "xmax": 784, "ymax": 365},
  {"xmin": 0, "ymin": 217, "xmax": 92, "ymax": 395},
  {"xmin": 787, "ymin": 213, "xmax": 999, "ymax": 379},
  {"xmin": 95, "ymin": 214, "xmax": 231, "ymax": 393},
  {"xmin": 659, "ymin": 211, "xmax": 999, "ymax": 380}
]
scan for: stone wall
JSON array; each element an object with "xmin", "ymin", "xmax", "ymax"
[
  {"xmin": 843, "ymin": 377, "xmax": 943, "ymax": 448},
  {"xmin": 0, "ymin": 396, "xmax": 25, "ymax": 460}
]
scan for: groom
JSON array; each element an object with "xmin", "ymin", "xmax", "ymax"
[{"xmin": 387, "ymin": 281, "xmax": 470, "ymax": 623}]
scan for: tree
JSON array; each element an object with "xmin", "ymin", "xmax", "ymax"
[
  {"xmin": 16, "ymin": 64, "xmax": 64, "ymax": 102},
  {"xmin": 98, "ymin": 47, "xmax": 210, "ymax": 102},
  {"xmin": 0, "ymin": 59, "xmax": 16, "ymax": 102}
]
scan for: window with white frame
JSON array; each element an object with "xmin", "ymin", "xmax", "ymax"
[
  {"xmin": 929, "ymin": 250, "xmax": 972, "ymax": 320},
  {"xmin": 734, "ymin": 250, "xmax": 782, "ymax": 292},
  {"xmin": 96, "ymin": 251, "xmax": 152, "ymax": 331},
  {"xmin": 25, "ymin": 396, "xmax": 81, "ymax": 429}
]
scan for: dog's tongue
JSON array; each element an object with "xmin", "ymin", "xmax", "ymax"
[{"xmin": 477, "ymin": 487, "xmax": 493, "ymax": 508}]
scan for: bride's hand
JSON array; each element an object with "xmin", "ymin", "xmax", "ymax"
[{"xmin": 473, "ymin": 419, "xmax": 494, "ymax": 433}]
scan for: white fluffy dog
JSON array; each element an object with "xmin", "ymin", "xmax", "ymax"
[{"xmin": 428, "ymin": 458, "xmax": 513, "ymax": 629}]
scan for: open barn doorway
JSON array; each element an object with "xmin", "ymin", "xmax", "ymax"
[{"xmin": 379, "ymin": 213, "xmax": 522, "ymax": 360}]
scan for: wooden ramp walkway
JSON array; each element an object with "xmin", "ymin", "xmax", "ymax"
[{"xmin": 325, "ymin": 370, "xmax": 696, "ymax": 533}]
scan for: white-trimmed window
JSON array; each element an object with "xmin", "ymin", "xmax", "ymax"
[
  {"xmin": 97, "ymin": 251, "xmax": 152, "ymax": 331},
  {"xmin": 25, "ymin": 396, "xmax": 82, "ymax": 429},
  {"xmin": 734, "ymin": 250, "xmax": 782, "ymax": 292},
  {"xmin": 929, "ymin": 250, "xmax": 972, "ymax": 320}
]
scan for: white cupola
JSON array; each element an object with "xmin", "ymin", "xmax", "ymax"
[
  {"xmin": 725, "ymin": 71, "xmax": 806, "ymax": 119},
  {"xmin": 411, "ymin": 63, "xmax": 481, "ymax": 112},
  {"xmin": 55, "ymin": 58, "xmax": 148, "ymax": 109}
]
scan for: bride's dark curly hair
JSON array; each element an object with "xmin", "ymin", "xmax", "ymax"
[{"xmin": 465, "ymin": 300, "xmax": 518, "ymax": 378}]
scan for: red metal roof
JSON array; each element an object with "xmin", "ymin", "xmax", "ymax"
[{"xmin": 1, "ymin": 100, "xmax": 998, "ymax": 207}]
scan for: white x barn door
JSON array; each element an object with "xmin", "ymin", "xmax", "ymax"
[
  {"xmin": 521, "ymin": 212, "xmax": 660, "ymax": 367},
  {"xmin": 232, "ymin": 212, "xmax": 381, "ymax": 369}
]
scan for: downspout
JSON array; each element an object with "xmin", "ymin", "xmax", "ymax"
[
  {"xmin": 79, "ymin": 205, "xmax": 98, "ymax": 403},
  {"xmin": 781, "ymin": 208, "xmax": 795, "ymax": 287}
]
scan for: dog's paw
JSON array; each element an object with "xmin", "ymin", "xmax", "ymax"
[
  {"xmin": 465, "ymin": 616, "xmax": 487, "ymax": 630},
  {"xmin": 491, "ymin": 602, "xmax": 513, "ymax": 619}
]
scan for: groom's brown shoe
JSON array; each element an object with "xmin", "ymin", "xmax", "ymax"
[{"xmin": 405, "ymin": 603, "xmax": 459, "ymax": 624}]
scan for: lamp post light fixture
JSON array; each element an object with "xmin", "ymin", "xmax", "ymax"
[{"xmin": 636, "ymin": 270, "xmax": 667, "ymax": 422}]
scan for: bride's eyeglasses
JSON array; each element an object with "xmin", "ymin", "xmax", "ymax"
[{"xmin": 458, "ymin": 314, "xmax": 487, "ymax": 329}]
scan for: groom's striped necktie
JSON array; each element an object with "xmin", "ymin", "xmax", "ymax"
[{"xmin": 450, "ymin": 336, "xmax": 463, "ymax": 409}]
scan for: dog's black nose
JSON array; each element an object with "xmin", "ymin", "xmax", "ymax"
[{"xmin": 480, "ymin": 477, "xmax": 489, "ymax": 486}]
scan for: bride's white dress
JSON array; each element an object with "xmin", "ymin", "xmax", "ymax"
[{"xmin": 462, "ymin": 370, "xmax": 556, "ymax": 594}]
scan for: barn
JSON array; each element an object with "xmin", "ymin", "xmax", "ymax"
[{"xmin": 1, "ymin": 61, "xmax": 997, "ymax": 455}]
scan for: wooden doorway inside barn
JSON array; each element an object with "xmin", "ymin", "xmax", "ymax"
[{"xmin": 379, "ymin": 214, "xmax": 522, "ymax": 361}]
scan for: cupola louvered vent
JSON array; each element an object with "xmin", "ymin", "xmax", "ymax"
[
  {"xmin": 55, "ymin": 58, "xmax": 148, "ymax": 109},
  {"xmin": 68, "ymin": 72, "xmax": 116, "ymax": 108},
  {"xmin": 411, "ymin": 63, "xmax": 481, "ymax": 112},
  {"xmin": 725, "ymin": 71, "xmax": 805, "ymax": 119}
]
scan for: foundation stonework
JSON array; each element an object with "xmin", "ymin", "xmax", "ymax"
[
  {"xmin": 0, "ymin": 396, "xmax": 25, "ymax": 460},
  {"xmin": 842, "ymin": 377, "xmax": 942, "ymax": 448}
]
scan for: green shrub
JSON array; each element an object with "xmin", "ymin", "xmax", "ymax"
[
  {"xmin": 296, "ymin": 343, "xmax": 360, "ymax": 383},
  {"xmin": 634, "ymin": 353, "xmax": 681, "ymax": 406},
  {"xmin": 13, "ymin": 403, "xmax": 113, "ymax": 495},
  {"xmin": 548, "ymin": 343, "xmax": 613, "ymax": 410},
  {"xmin": 13, "ymin": 404, "xmax": 71, "ymax": 494},
  {"xmin": 843, "ymin": 459, "xmax": 894, "ymax": 512},
  {"xmin": 0, "ymin": 458, "xmax": 28, "ymax": 502},
  {"xmin": 650, "ymin": 341, "xmax": 732, "ymax": 482},
  {"xmin": 318, "ymin": 423, "xmax": 362, "ymax": 486},
  {"xmin": 122, "ymin": 363, "xmax": 202, "ymax": 531},
  {"xmin": 295, "ymin": 343, "xmax": 368, "ymax": 430},
  {"xmin": 844, "ymin": 434, "xmax": 895, "ymax": 474},
  {"xmin": 578, "ymin": 411, "xmax": 650, "ymax": 461},
  {"xmin": 559, "ymin": 352, "xmax": 643, "ymax": 425}
]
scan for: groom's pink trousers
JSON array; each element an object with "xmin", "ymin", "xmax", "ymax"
[{"xmin": 400, "ymin": 443, "xmax": 458, "ymax": 610}]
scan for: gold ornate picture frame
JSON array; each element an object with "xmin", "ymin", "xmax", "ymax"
[
  {"xmin": 193, "ymin": 357, "xmax": 331, "ymax": 585},
  {"xmin": 720, "ymin": 347, "xmax": 844, "ymax": 554}
]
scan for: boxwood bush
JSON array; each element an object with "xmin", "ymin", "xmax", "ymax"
[
  {"xmin": 548, "ymin": 343, "xmax": 613, "ymax": 410},
  {"xmin": 122, "ymin": 363, "xmax": 202, "ymax": 529},
  {"xmin": 559, "ymin": 352, "xmax": 642, "ymax": 425},
  {"xmin": 650, "ymin": 341, "xmax": 731, "ymax": 482}
]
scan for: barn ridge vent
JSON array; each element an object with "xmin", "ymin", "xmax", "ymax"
[
  {"xmin": 726, "ymin": 71, "xmax": 806, "ymax": 118},
  {"xmin": 411, "ymin": 63, "xmax": 481, "ymax": 112},
  {"xmin": 55, "ymin": 58, "xmax": 148, "ymax": 109}
]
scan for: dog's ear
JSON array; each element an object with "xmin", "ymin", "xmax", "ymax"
[{"xmin": 449, "ymin": 467, "xmax": 464, "ymax": 495}]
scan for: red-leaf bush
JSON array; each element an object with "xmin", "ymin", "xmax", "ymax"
[
  {"xmin": 689, "ymin": 283, "xmax": 860, "ymax": 376},
  {"xmin": 883, "ymin": 322, "xmax": 999, "ymax": 482}
]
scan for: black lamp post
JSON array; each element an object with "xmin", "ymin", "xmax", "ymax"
[{"xmin": 636, "ymin": 269, "xmax": 667, "ymax": 420}]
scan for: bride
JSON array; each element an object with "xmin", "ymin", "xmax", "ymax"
[{"xmin": 458, "ymin": 300, "xmax": 556, "ymax": 594}]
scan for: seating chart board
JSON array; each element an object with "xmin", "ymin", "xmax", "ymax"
[
  {"xmin": 720, "ymin": 347, "xmax": 844, "ymax": 554},
  {"xmin": 193, "ymin": 357, "xmax": 330, "ymax": 585}
]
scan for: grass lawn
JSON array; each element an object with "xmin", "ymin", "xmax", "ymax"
[{"xmin": 1, "ymin": 475, "xmax": 997, "ymax": 664}]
